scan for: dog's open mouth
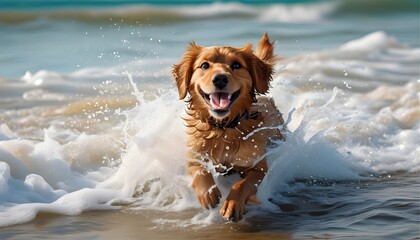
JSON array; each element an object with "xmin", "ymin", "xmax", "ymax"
[{"xmin": 200, "ymin": 89, "xmax": 240, "ymax": 114}]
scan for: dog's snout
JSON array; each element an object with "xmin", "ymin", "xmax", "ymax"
[{"xmin": 212, "ymin": 74, "xmax": 229, "ymax": 90}]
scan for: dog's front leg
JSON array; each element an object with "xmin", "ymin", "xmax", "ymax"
[
  {"xmin": 188, "ymin": 162, "xmax": 222, "ymax": 209},
  {"xmin": 219, "ymin": 159, "xmax": 268, "ymax": 222}
]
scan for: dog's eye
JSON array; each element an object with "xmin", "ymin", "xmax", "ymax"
[
  {"xmin": 231, "ymin": 62, "xmax": 241, "ymax": 70},
  {"xmin": 201, "ymin": 62, "xmax": 210, "ymax": 69}
]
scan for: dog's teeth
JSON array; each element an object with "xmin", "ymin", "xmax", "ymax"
[{"xmin": 228, "ymin": 94, "xmax": 232, "ymax": 99}]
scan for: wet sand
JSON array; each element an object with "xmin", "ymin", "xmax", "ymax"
[
  {"xmin": 1, "ymin": 210, "xmax": 292, "ymax": 240},
  {"xmin": 3, "ymin": 176, "xmax": 419, "ymax": 239}
]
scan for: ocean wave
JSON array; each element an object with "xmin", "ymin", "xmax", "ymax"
[
  {"xmin": 0, "ymin": 2, "xmax": 328, "ymax": 24},
  {"xmin": 0, "ymin": 0, "xmax": 417, "ymax": 24},
  {"xmin": 0, "ymin": 32, "xmax": 418, "ymax": 229}
]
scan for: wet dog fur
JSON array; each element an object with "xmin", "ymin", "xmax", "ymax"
[{"xmin": 173, "ymin": 33, "xmax": 284, "ymax": 221}]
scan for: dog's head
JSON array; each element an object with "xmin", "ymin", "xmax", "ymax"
[{"xmin": 173, "ymin": 33, "xmax": 275, "ymax": 123}]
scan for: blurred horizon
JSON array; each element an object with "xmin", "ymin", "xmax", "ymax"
[
  {"xmin": 0, "ymin": 0, "xmax": 418, "ymax": 77},
  {"xmin": 0, "ymin": 0, "xmax": 323, "ymax": 10},
  {"xmin": 0, "ymin": 0, "xmax": 418, "ymax": 11}
]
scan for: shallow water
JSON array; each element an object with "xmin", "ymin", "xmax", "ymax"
[
  {"xmin": 1, "ymin": 176, "xmax": 418, "ymax": 239},
  {"xmin": 0, "ymin": 0, "xmax": 419, "ymax": 239}
]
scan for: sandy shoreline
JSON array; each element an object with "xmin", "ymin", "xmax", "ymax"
[
  {"xmin": 1, "ymin": 209, "xmax": 292, "ymax": 240},
  {"xmin": 2, "ymin": 175, "xmax": 420, "ymax": 240}
]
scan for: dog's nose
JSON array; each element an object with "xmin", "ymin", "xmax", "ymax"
[{"xmin": 212, "ymin": 74, "xmax": 229, "ymax": 90}]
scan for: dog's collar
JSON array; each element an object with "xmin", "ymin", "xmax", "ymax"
[{"xmin": 209, "ymin": 111, "xmax": 259, "ymax": 129}]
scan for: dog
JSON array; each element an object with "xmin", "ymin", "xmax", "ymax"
[{"xmin": 173, "ymin": 33, "xmax": 284, "ymax": 222}]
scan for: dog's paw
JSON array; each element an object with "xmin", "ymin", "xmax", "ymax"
[
  {"xmin": 219, "ymin": 199, "xmax": 245, "ymax": 222},
  {"xmin": 197, "ymin": 184, "xmax": 221, "ymax": 209},
  {"xmin": 192, "ymin": 173, "xmax": 221, "ymax": 209}
]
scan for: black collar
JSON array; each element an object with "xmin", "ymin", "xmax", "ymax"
[{"xmin": 209, "ymin": 111, "xmax": 259, "ymax": 129}]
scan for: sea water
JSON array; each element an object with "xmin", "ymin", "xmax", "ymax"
[{"xmin": 0, "ymin": 0, "xmax": 419, "ymax": 239}]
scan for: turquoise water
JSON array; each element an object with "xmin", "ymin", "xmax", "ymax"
[
  {"xmin": 0, "ymin": 0, "xmax": 418, "ymax": 78},
  {"xmin": 0, "ymin": 0, "xmax": 419, "ymax": 239}
]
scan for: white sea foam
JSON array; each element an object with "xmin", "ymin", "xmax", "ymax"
[
  {"xmin": 259, "ymin": 1, "xmax": 336, "ymax": 22},
  {"xmin": 175, "ymin": 2, "xmax": 336, "ymax": 23},
  {"xmin": 0, "ymin": 32, "xmax": 419, "ymax": 228},
  {"xmin": 339, "ymin": 31, "xmax": 405, "ymax": 52}
]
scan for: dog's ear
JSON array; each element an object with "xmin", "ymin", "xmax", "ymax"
[
  {"xmin": 241, "ymin": 39, "xmax": 274, "ymax": 95},
  {"xmin": 255, "ymin": 32, "xmax": 275, "ymax": 63},
  {"xmin": 172, "ymin": 43, "xmax": 202, "ymax": 100},
  {"xmin": 247, "ymin": 54, "xmax": 273, "ymax": 94}
]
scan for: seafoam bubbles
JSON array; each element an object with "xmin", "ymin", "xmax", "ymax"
[
  {"xmin": 339, "ymin": 31, "xmax": 404, "ymax": 53},
  {"xmin": 21, "ymin": 70, "xmax": 64, "ymax": 86},
  {"xmin": 276, "ymin": 32, "xmax": 420, "ymax": 93},
  {"xmin": 0, "ymin": 162, "xmax": 11, "ymax": 193},
  {"xmin": 0, "ymin": 120, "xmax": 126, "ymax": 227},
  {"xmin": 259, "ymin": 1, "xmax": 337, "ymax": 22},
  {"xmin": 24, "ymin": 174, "xmax": 67, "ymax": 202},
  {"xmin": 268, "ymin": 32, "xmax": 419, "ymax": 187},
  {"xmin": 336, "ymin": 81, "xmax": 420, "ymax": 174},
  {"xmin": 257, "ymin": 88, "xmax": 365, "ymax": 204},
  {"xmin": 97, "ymin": 77, "xmax": 195, "ymax": 211}
]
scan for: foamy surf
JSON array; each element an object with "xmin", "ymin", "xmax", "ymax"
[{"xmin": 0, "ymin": 28, "xmax": 418, "ymax": 235}]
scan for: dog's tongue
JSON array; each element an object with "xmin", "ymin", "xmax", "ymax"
[{"xmin": 210, "ymin": 92, "xmax": 230, "ymax": 110}]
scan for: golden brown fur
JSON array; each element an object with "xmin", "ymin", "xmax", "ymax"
[{"xmin": 173, "ymin": 33, "xmax": 284, "ymax": 221}]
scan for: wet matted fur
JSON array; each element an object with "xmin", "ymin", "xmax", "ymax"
[{"xmin": 173, "ymin": 33, "xmax": 284, "ymax": 221}]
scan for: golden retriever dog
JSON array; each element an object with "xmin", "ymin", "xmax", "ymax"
[{"xmin": 173, "ymin": 33, "xmax": 284, "ymax": 222}]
